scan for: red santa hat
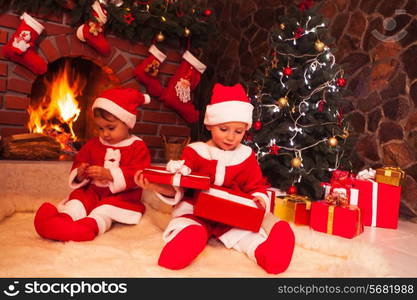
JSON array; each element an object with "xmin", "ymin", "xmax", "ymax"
[
  {"xmin": 92, "ymin": 87, "xmax": 150, "ymax": 128},
  {"xmin": 204, "ymin": 83, "xmax": 254, "ymax": 128}
]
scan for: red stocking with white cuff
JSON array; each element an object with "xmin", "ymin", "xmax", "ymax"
[
  {"xmin": 160, "ymin": 51, "xmax": 206, "ymax": 123},
  {"xmin": 34, "ymin": 202, "xmax": 98, "ymax": 242},
  {"xmin": 2, "ymin": 12, "xmax": 47, "ymax": 75},
  {"xmin": 134, "ymin": 44, "xmax": 167, "ymax": 98},
  {"xmin": 76, "ymin": 0, "xmax": 110, "ymax": 56}
]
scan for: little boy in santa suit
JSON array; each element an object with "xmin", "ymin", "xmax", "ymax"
[
  {"xmin": 34, "ymin": 87, "xmax": 170, "ymax": 242},
  {"xmin": 136, "ymin": 83, "xmax": 295, "ymax": 274}
]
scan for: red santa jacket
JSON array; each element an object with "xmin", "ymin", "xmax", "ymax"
[
  {"xmin": 68, "ymin": 135, "xmax": 151, "ymax": 194},
  {"xmin": 181, "ymin": 142, "xmax": 271, "ymax": 211}
]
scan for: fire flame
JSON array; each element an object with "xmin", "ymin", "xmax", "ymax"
[{"xmin": 27, "ymin": 60, "xmax": 86, "ymax": 152}]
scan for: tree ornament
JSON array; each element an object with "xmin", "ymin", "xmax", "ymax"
[
  {"xmin": 287, "ymin": 185, "xmax": 297, "ymax": 195},
  {"xmin": 317, "ymin": 99, "xmax": 326, "ymax": 112},
  {"xmin": 294, "ymin": 27, "xmax": 304, "ymax": 39},
  {"xmin": 124, "ymin": 12, "xmax": 135, "ymax": 24},
  {"xmin": 291, "ymin": 157, "xmax": 302, "ymax": 168},
  {"xmin": 280, "ymin": 23, "xmax": 285, "ymax": 30},
  {"xmin": 203, "ymin": 9, "xmax": 212, "ymax": 17},
  {"xmin": 276, "ymin": 96, "xmax": 288, "ymax": 108},
  {"xmin": 99, "ymin": 0, "xmax": 124, "ymax": 7},
  {"xmin": 341, "ymin": 129, "xmax": 349, "ymax": 139},
  {"xmin": 315, "ymin": 40, "xmax": 325, "ymax": 52},
  {"xmin": 184, "ymin": 27, "xmax": 191, "ymax": 37},
  {"xmin": 328, "ymin": 136, "xmax": 338, "ymax": 147},
  {"xmin": 283, "ymin": 67, "xmax": 293, "ymax": 76},
  {"xmin": 336, "ymin": 77, "xmax": 346, "ymax": 87},
  {"xmin": 253, "ymin": 120, "xmax": 262, "ymax": 131},
  {"xmin": 155, "ymin": 32, "xmax": 165, "ymax": 42},
  {"xmin": 269, "ymin": 143, "xmax": 280, "ymax": 155}
]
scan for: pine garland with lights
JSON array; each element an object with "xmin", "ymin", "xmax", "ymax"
[
  {"xmin": 0, "ymin": 0, "xmax": 217, "ymax": 49},
  {"xmin": 245, "ymin": 1, "xmax": 355, "ymax": 200}
]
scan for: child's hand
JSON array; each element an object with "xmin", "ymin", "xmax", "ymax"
[
  {"xmin": 253, "ymin": 196, "xmax": 266, "ymax": 209},
  {"xmin": 76, "ymin": 163, "xmax": 89, "ymax": 182},
  {"xmin": 86, "ymin": 166, "xmax": 113, "ymax": 182},
  {"xmin": 134, "ymin": 170, "xmax": 176, "ymax": 196},
  {"xmin": 134, "ymin": 170, "xmax": 153, "ymax": 190}
]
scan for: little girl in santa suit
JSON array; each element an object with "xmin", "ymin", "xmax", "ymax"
[
  {"xmin": 34, "ymin": 87, "xmax": 169, "ymax": 242},
  {"xmin": 136, "ymin": 83, "xmax": 295, "ymax": 274}
]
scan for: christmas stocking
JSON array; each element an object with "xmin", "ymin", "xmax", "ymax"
[
  {"xmin": 2, "ymin": 12, "xmax": 47, "ymax": 75},
  {"xmin": 160, "ymin": 51, "xmax": 206, "ymax": 123},
  {"xmin": 134, "ymin": 44, "xmax": 167, "ymax": 98},
  {"xmin": 76, "ymin": 0, "xmax": 110, "ymax": 56}
]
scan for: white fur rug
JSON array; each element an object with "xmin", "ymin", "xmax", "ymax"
[{"xmin": 0, "ymin": 207, "xmax": 391, "ymax": 278}]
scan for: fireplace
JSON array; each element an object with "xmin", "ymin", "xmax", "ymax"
[
  {"xmin": 0, "ymin": 11, "xmax": 191, "ymax": 162},
  {"xmin": 28, "ymin": 57, "xmax": 119, "ymax": 154}
]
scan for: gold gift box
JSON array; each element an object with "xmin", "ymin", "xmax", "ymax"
[
  {"xmin": 375, "ymin": 167, "xmax": 405, "ymax": 186},
  {"xmin": 273, "ymin": 195, "xmax": 311, "ymax": 225}
]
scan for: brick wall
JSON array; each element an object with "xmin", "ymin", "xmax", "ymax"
[{"xmin": 0, "ymin": 11, "xmax": 191, "ymax": 163}]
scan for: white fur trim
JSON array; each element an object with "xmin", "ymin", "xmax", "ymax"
[
  {"xmin": 21, "ymin": 12, "xmax": 44, "ymax": 34},
  {"xmin": 143, "ymin": 94, "xmax": 150, "ymax": 104},
  {"xmin": 218, "ymin": 227, "xmax": 266, "ymax": 249},
  {"xmin": 76, "ymin": 24, "xmax": 86, "ymax": 42},
  {"xmin": 99, "ymin": 135, "xmax": 141, "ymax": 147},
  {"xmin": 68, "ymin": 168, "xmax": 90, "ymax": 189},
  {"xmin": 92, "ymin": 0, "xmax": 107, "ymax": 25},
  {"xmin": 154, "ymin": 186, "xmax": 184, "ymax": 206},
  {"xmin": 188, "ymin": 142, "xmax": 253, "ymax": 166},
  {"xmin": 162, "ymin": 217, "xmax": 201, "ymax": 243},
  {"xmin": 57, "ymin": 199, "xmax": 87, "ymax": 221},
  {"xmin": 252, "ymin": 192, "xmax": 271, "ymax": 213},
  {"xmin": 204, "ymin": 100, "xmax": 253, "ymax": 128},
  {"xmin": 171, "ymin": 200, "xmax": 194, "ymax": 218},
  {"xmin": 182, "ymin": 50, "xmax": 206, "ymax": 74},
  {"xmin": 88, "ymin": 212, "xmax": 112, "ymax": 235},
  {"xmin": 149, "ymin": 44, "xmax": 167, "ymax": 62},
  {"xmin": 90, "ymin": 204, "xmax": 142, "ymax": 224},
  {"xmin": 214, "ymin": 156, "xmax": 226, "ymax": 186},
  {"xmin": 108, "ymin": 167, "xmax": 126, "ymax": 194},
  {"xmin": 233, "ymin": 231, "xmax": 267, "ymax": 261},
  {"xmin": 93, "ymin": 97, "xmax": 137, "ymax": 128}
]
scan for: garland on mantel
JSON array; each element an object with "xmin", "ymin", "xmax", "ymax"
[{"xmin": 0, "ymin": 0, "xmax": 218, "ymax": 49}]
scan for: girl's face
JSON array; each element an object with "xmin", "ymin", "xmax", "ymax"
[
  {"xmin": 94, "ymin": 115, "xmax": 130, "ymax": 145},
  {"xmin": 207, "ymin": 122, "xmax": 247, "ymax": 151}
]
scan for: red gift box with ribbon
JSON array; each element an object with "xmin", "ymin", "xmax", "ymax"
[
  {"xmin": 352, "ymin": 168, "xmax": 401, "ymax": 229},
  {"xmin": 321, "ymin": 170, "xmax": 360, "ymax": 207},
  {"xmin": 143, "ymin": 165, "xmax": 211, "ymax": 190},
  {"xmin": 310, "ymin": 200, "xmax": 363, "ymax": 239},
  {"xmin": 194, "ymin": 186, "xmax": 265, "ymax": 232}
]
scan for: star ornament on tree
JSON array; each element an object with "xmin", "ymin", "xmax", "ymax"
[
  {"xmin": 269, "ymin": 143, "xmax": 280, "ymax": 155},
  {"xmin": 124, "ymin": 12, "xmax": 135, "ymax": 24}
]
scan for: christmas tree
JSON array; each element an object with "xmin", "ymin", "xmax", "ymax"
[{"xmin": 245, "ymin": 1, "xmax": 354, "ymax": 200}]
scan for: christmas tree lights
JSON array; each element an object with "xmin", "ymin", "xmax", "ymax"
[{"xmin": 245, "ymin": 2, "xmax": 353, "ymax": 200}]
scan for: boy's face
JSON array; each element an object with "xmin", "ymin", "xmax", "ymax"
[
  {"xmin": 206, "ymin": 122, "xmax": 247, "ymax": 151},
  {"xmin": 94, "ymin": 115, "xmax": 130, "ymax": 145}
]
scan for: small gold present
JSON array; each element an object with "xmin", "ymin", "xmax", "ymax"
[
  {"xmin": 375, "ymin": 166, "xmax": 405, "ymax": 186},
  {"xmin": 274, "ymin": 194, "xmax": 311, "ymax": 225}
]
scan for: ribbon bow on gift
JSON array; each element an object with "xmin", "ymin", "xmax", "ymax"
[
  {"xmin": 324, "ymin": 170, "xmax": 356, "ymax": 206},
  {"xmin": 166, "ymin": 160, "xmax": 191, "ymax": 175},
  {"xmin": 165, "ymin": 160, "xmax": 192, "ymax": 187},
  {"xmin": 356, "ymin": 168, "xmax": 376, "ymax": 180}
]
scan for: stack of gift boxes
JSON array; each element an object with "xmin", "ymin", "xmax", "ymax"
[
  {"xmin": 270, "ymin": 167, "xmax": 404, "ymax": 239},
  {"xmin": 143, "ymin": 165, "xmax": 266, "ymax": 232},
  {"xmin": 143, "ymin": 164, "xmax": 404, "ymax": 238}
]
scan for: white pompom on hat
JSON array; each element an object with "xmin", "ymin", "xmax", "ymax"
[
  {"xmin": 204, "ymin": 83, "xmax": 254, "ymax": 128},
  {"xmin": 92, "ymin": 87, "xmax": 150, "ymax": 128}
]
